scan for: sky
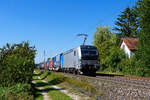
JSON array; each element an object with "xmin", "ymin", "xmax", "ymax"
[{"xmin": 0, "ymin": 0, "xmax": 138, "ymax": 63}]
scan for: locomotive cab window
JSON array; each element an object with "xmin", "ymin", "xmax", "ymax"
[{"xmin": 74, "ymin": 51, "xmax": 76, "ymax": 56}]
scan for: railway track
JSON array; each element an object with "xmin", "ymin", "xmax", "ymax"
[
  {"xmin": 95, "ymin": 75, "xmax": 150, "ymax": 88},
  {"xmin": 60, "ymin": 72, "xmax": 150, "ymax": 89}
]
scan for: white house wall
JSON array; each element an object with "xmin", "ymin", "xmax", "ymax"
[{"xmin": 120, "ymin": 41, "xmax": 132, "ymax": 58}]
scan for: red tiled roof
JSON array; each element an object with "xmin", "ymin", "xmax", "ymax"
[{"xmin": 119, "ymin": 38, "xmax": 139, "ymax": 50}]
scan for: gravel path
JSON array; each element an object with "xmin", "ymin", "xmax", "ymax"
[
  {"xmin": 39, "ymin": 77, "xmax": 82, "ymax": 100},
  {"xmin": 32, "ymin": 80, "xmax": 51, "ymax": 100},
  {"xmin": 39, "ymin": 87, "xmax": 51, "ymax": 100}
]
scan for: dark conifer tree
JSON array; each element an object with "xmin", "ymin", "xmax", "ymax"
[{"xmin": 114, "ymin": 7, "xmax": 139, "ymax": 38}]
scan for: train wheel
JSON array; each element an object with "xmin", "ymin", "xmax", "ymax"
[
  {"xmin": 77, "ymin": 70, "xmax": 80, "ymax": 75},
  {"xmin": 73, "ymin": 70, "xmax": 77, "ymax": 75}
]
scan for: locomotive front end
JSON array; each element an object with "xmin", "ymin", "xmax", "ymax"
[{"xmin": 79, "ymin": 45, "xmax": 100, "ymax": 75}]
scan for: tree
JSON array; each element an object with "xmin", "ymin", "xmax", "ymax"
[
  {"xmin": 135, "ymin": 0, "xmax": 150, "ymax": 76},
  {"xmin": 93, "ymin": 26, "xmax": 117, "ymax": 71},
  {"xmin": 93, "ymin": 26, "xmax": 112, "ymax": 44},
  {"xmin": 113, "ymin": 7, "xmax": 139, "ymax": 38}
]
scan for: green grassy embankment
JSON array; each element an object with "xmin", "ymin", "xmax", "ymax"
[
  {"xmin": 34, "ymin": 69, "xmax": 100, "ymax": 100},
  {"xmin": 33, "ymin": 71, "xmax": 72, "ymax": 100},
  {"xmin": 96, "ymin": 71, "xmax": 124, "ymax": 76}
]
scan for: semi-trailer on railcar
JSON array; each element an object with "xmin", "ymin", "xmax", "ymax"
[
  {"xmin": 49, "ymin": 58, "xmax": 53, "ymax": 70},
  {"xmin": 52, "ymin": 53, "xmax": 63, "ymax": 71}
]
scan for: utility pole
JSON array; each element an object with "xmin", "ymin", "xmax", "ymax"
[
  {"xmin": 44, "ymin": 50, "xmax": 46, "ymax": 63},
  {"xmin": 43, "ymin": 50, "xmax": 46, "ymax": 69},
  {"xmin": 77, "ymin": 33, "xmax": 88, "ymax": 45}
]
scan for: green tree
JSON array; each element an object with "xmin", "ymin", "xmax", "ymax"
[
  {"xmin": 113, "ymin": 7, "xmax": 139, "ymax": 38},
  {"xmin": 93, "ymin": 26, "xmax": 117, "ymax": 71},
  {"xmin": 105, "ymin": 47, "xmax": 127, "ymax": 72},
  {"xmin": 135, "ymin": 0, "xmax": 150, "ymax": 76}
]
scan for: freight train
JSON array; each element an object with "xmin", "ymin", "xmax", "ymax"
[{"xmin": 38, "ymin": 45, "xmax": 100, "ymax": 75}]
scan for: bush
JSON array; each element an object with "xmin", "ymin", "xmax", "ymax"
[
  {"xmin": 0, "ymin": 83, "xmax": 33, "ymax": 100},
  {"xmin": 0, "ymin": 42, "xmax": 36, "ymax": 99},
  {"xmin": 121, "ymin": 57, "xmax": 150, "ymax": 77},
  {"xmin": 104, "ymin": 47, "xmax": 127, "ymax": 72},
  {"xmin": 0, "ymin": 42, "xmax": 36, "ymax": 86}
]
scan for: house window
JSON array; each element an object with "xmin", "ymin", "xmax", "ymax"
[{"xmin": 122, "ymin": 45, "xmax": 125, "ymax": 51}]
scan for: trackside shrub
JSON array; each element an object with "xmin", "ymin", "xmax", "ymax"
[
  {"xmin": 104, "ymin": 47, "xmax": 127, "ymax": 72},
  {"xmin": 0, "ymin": 42, "xmax": 36, "ymax": 100},
  {"xmin": 0, "ymin": 42, "xmax": 36, "ymax": 86},
  {"xmin": 120, "ymin": 56, "xmax": 150, "ymax": 77},
  {"xmin": 0, "ymin": 83, "xmax": 33, "ymax": 100}
]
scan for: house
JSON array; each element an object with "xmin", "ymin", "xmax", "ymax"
[{"xmin": 119, "ymin": 38, "xmax": 138, "ymax": 58}]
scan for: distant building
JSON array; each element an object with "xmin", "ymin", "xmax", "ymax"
[{"xmin": 119, "ymin": 38, "xmax": 138, "ymax": 58}]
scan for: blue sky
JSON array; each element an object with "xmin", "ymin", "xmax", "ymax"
[{"xmin": 0, "ymin": 0, "xmax": 137, "ymax": 63}]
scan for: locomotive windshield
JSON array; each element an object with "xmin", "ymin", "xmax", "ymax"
[
  {"xmin": 81, "ymin": 46, "xmax": 98, "ymax": 60},
  {"xmin": 81, "ymin": 49, "xmax": 97, "ymax": 55}
]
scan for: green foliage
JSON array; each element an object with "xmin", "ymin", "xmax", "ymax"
[
  {"xmin": 117, "ymin": 0, "xmax": 150, "ymax": 77},
  {"xmin": 93, "ymin": 0, "xmax": 150, "ymax": 77},
  {"xmin": 120, "ymin": 56, "xmax": 150, "ymax": 76},
  {"xmin": 113, "ymin": 6, "xmax": 139, "ymax": 38},
  {"xmin": 47, "ymin": 86, "xmax": 72, "ymax": 100},
  {"xmin": 104, "ymin": 47, "xmax": 127, "ymax": 72},
  {"xmin": 35, "ymin": 70, "xmax": 99, "ymax": 95},
  {"xmin": 135, "ymin": 0, "xmax": 150, "ymax": 74},
  {"xmin": 34, "ymin": 91, "xmax": 43, "ymax": 100},
  {"xmin": 0, "ymin": 42, "xmax": 36, "ymax": 86},
  {"xmin": 0, "ymin": 83, "xmax": 33, "ymax": 100},
  {"xmin": 93, "ymin": 26, "xmax": 119, "ymax": 71},
  {"xmin": 93, "ymin": 26, "xmax": 112, "ymax": 44}
]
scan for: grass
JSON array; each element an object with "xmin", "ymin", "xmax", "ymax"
[
  {"xmin": 34, "ymin": 91, "xmax": 43, "ymax": 100},
  {"xmin": 96, "ymin": 71, "xmax": 124, "ymax": 76},
  {"xmin": 0, "ymin": 84, "xmax": 34, "ymax": 100},
  {"xmin": 34, "ymin": 69, "xmax": 101, "ymax": 98},
  {"xmin": 33, "ymin": 73, "xmax": 43, "ymax": 100},
  {"xmin": 45, "ymin": 86, "xmax": 72, "ymax": 100},
  {"xmin": 33, "ymin": 70, "xmax": 73, "ymax": 100},
  {"xmin": 57, "ymin": 83, "xmax": 96, "ymax": 100}
]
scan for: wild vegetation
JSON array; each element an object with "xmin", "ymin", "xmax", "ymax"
[
  {"xmin": 35, "ymin": 69, "xmax": 100, "ymax": 98},
  {"xmin": 94, "ymin": 0, "xmax": 150, "ymax": 77},
  {"xmin": 33, "ymin": 72, "xmax": 72, "ymax": 100},
  {"xmin": 0, "ymin": 42, "xmax": 36, "ymax": 100}
]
